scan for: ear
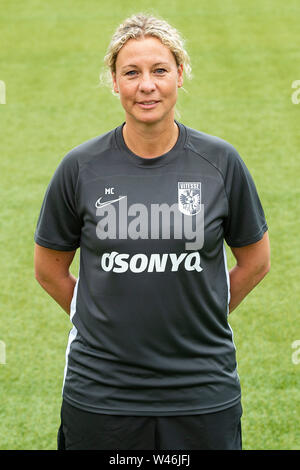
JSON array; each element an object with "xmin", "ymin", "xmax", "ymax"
[
  {"xmin": 177, "ymin": 64, "xmax": 184, "ymax": 88},
  {"xmin": 112, "ymin": 72, "xmax": 119, "ymax": 93}
]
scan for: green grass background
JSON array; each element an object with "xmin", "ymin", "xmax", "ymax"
[{"xmin": 0, "ymin": 0, "xmax": 299, "ymax": 450}]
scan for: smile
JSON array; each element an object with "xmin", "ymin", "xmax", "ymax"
[{"xmin": 136, "ymin": 101, "xmax": 160, "ymax": 109}]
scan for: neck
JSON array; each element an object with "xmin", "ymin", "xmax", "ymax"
[{"xmin": 122, "ymin": 117, "xmax": 179, "ymax": 158}]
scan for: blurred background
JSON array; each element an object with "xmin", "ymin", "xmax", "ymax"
[{"xmin": 0, "ymin": 0, "xmax": 299, "ymax": 449}]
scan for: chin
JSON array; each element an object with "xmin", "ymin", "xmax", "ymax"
[
  {"xmin": 133, "ymin": 111, "xmax": 173, "ymax": 126},
  {"xmin": 132, "ymin": 114, "xmax": 162, "ymax": 125}
]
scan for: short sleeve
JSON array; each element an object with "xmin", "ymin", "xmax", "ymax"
[
  {"xmin": 34, "ymin": 153, "xmax": 81, "ymax": 251},
  {"xmin": 223, "ymin": 148, "xmax": 268, "ymax": 247}
]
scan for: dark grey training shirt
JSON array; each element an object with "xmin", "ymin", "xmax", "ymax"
[{"xmin": 34, "ymin": 121, "xmax": 268, "ymax": 415}]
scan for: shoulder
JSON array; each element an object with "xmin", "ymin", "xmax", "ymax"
[
  {"xmin": 60, "ymin": 127, "xmax": 118, "ymax": 170},
  {"xmin": 182, "ymin": 123, "xmax": 243, "ymax": 174}
]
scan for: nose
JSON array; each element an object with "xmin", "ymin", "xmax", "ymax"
[{"xmin": 138, "ymin": 72, "xmax": 156, "ymax": 93}]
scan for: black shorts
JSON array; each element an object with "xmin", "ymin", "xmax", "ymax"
[{"xmin": 57, "ymin": 399, "xmax": 242, "ymax": 450}]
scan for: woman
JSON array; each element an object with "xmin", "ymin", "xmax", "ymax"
[{"xmin": 34, "ymin": 13, "xmax": 270, "ymax": 450}]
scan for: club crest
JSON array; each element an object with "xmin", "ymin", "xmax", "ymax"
[{"xmin": 178, "ymin": 182, "xmax": 202, "ymax": 216}]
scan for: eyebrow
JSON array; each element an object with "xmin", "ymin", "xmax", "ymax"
[{"xmin": 121, "ymin": 62, "xmax": 170, "ymax": 70}]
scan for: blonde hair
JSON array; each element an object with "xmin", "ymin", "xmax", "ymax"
[{"xmin": 100, "ymin": 12, "xmax": 192, "ymax": 92}]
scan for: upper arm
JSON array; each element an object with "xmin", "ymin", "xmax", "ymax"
[
  {"xmin": 34, "ymin": 243, "xmax": 77, "ymax": 282},
  {"xmin": 230, "ymin": 230, "xmax": 271, "ymax": 273},
  {"xmin": 34, "ymin": 153, "xmax": 81, "ymax": 252}
]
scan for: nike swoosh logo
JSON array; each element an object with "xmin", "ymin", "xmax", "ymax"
[{"xmin": 95, "ymin": 196, "xmax": 126, "ymax": 209}]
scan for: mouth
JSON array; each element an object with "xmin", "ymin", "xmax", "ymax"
[{"xmin": 136, "ymin": 100, "xmax": 160, "ymax": 109}]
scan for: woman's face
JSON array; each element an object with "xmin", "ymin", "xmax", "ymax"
[{"xmin": 112, "ymin": 36, "xmax": 183, "ymax": 126}]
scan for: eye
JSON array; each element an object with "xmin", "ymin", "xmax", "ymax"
[
  {"xmin": 154, "ymin": 68, "xmax": 167, "ymax": 74},
  {"xmin": 125, "ymin": 70, "xmax": 138, "ymax": 76}
]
